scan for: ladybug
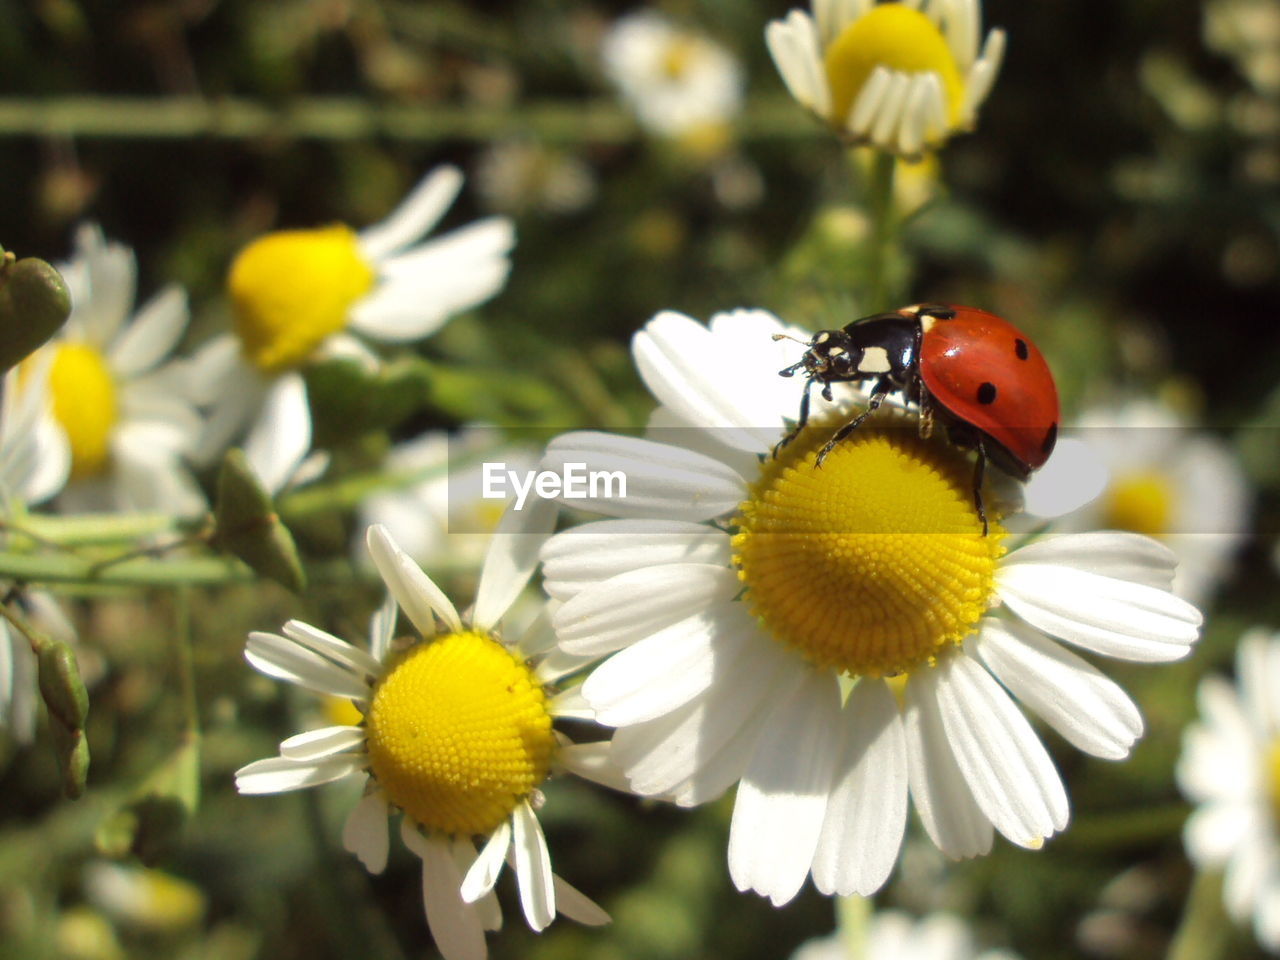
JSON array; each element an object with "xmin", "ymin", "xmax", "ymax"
[{"xmin": 774, "ymin": 303, "xmax": 1060, "ymax": 533}]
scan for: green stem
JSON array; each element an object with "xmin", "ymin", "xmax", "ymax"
[
  {"xmin": 0, "ymin": 96, "xmax": 817, "ymax": 143},
  {"xmin": 836, "ymin": 894, "xmax": 872, "ymax": 960},
  {"xmin": 1167, "ymin": 870, "xmax": 1232, "ymax": 960},
  {"xmin": 0, "ymin": 549, "xmax": 249, "ymax": 588},
  {"xmin": 13, "ymin": 512, "xmax": 192, "ymax": 547},
  {"xmin": 864, "ymin": 151, "xmax": 898, "ymax": 308}
]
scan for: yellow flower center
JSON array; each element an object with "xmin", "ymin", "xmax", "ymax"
[
  {"xmin": 661, "ymin": 36, "xmax": 699, "ymax": 80},
  {"xmin": 364, "ymin": 630, "xmax": 555, "ymax": 836},
  {"xmin": 732, "ymin": 414, "xmax": 1004, "ymax": 677},
  {"xmin": 1103, "ymin": 471, "xmax": 1175, "ymax": 537},
  {"xmin": 1267, "ymin": 739, "xmax": 1280, "ymax": 825},
  {"xmin": 824, "ymin": 4, "xmax": 964, "ymax": 129},
  {"xmin": 48, "ymin": 343, "xmax": 119, "ymax": 479},
  {"xmin": 228, "ymin": 225, "xmax": 376, "ymax": 373}
]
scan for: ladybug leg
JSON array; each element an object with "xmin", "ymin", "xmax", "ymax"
[
  {"xmin": 773, "ymin": 377, "xmax": 814, "ymax": 458},
  {"xmin": 972, "ymin": 439, "xmax": 990, "ymax": 536},
  {"xmin": 815, "ymin": 380, "xmax": 891, "ymax": 467}
]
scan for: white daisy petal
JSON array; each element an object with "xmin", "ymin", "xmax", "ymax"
[
  {"xmin": 542, "ymin": 432, "xmax": 746, "ymax": 521},
  {"xmin": 473, "ymin": 495, "xmax": 559, "ymax": 632},
  {"xmin": 244, "ymin": 371, "xmax": 312, "ymax": 495},
  {"xmin": 552, "ymin": 563, "xmax": 741, "ymax": 656},
  {"xmin": 461, "ymin": 819, "xmax": 512, "ymax": 904},
  {"xmin": 728, "ymin": 668, "xmax": 842, "ymax": 906},
  {"xmin": 934, "ymin": 652, "xmax": 1069, "ymax": 847},
  {"xmin": 581, "ymin": 603, "xmax": 757, "ymax": 726},
  {"xmin": 555, "ymin": 741, "xmax": 633, "ymax": 793},
  {"xmin": 1183, "ymin": 801, "xmax": 1255, "ymax": 865},
  {"xmin": 358, "ymin": 166, "xmax": 464, "ymax": 262},
  {"xmin": 369, "ymin": 590, "xmax": 398, "ymax": 663},
  {"xmin": 998, "ymin": 564, "xmax": 1202, "ymax": 662},
  {"xmin": 107, "ymin": 284, "xmax": 188, "ymax": 379},
  {"xmin": 451, "ymin": 837, "xmax": 503, "ymax": 932},
  {"xmin": 366, "ymin": 524, "xmax": 462, "ymax": 635},
  {"xmin": 281, "ymin": 620, "xmax": 382, "ymax": 677},
  {"xmin": 342, "ymin": 789, "xmax": 390, "ymax": 874},
  {"xmin": 904, "ymin": 668, "xmax": 994, "ymax": 859},
  {"xmin": 418, "ymin": 832, "xmax": 487, "ymax": 960},
  {"xmin": 669, "ymin": 703, "xmax": 772, "ymax": 808},
  {"xmin": 279, "ymin": 725, "xmax": 366, "ymax": 761},
  {"xmin": 540, "ymin": 519, "xmax": 731, "ymax": 602},
  {"xmin": 812, "ymin": 679, "xmax": 909, "ymax": 897},
  {"xmin": 551, "ymin": 874, "xmax": 610, "ymax": 926},
  {"xmin": 511, "ymin": 801, "xmax": 555, "ymax": 931},
  {"xmin": 245, "ymin": 632, "xmax": 370, "ymax": 700},
  {"xmin": 974, "ymin": 619, "xmax": 1144, "ymax": 760},
  {"xmin": 1004, "ymin": 533, "xmax": 1177, "ymax": 590},
  {"xmin": 235, "ymin": 754, "xmax": 363, "ymax": 794}
]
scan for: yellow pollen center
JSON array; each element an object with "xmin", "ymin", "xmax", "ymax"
[
  {"xmin": 229, "ymin": 225, "xmax": 376, "ymax": 373},
  {"xmin": 824, "ymin": 4, "xmax": 965, "ymax": 129},
  {"xmin": 732, "ymin": 414, "xmax": 1004, "ymax": 677},
  {"xmin": 1103, "ymin": 471, "xmax": 1175, "ymax": 537},
  {"xmin": 47, "ymin": 343, "xmax": 119, "ymax": 479},
  {"xmin": 364, "ymin": 630, "xmax": 554, "ymax": 836},
  {"xmin": 1267, "ymin": 739, "xmax": 1280, "ymax": 825},
  {"xmin": 661, "ymin": 36, "xmax": 699, "ymax": 79}
]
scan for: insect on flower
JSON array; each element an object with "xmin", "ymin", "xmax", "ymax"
[{"xmin": 775, "ymin": 303, "xmax": 1060, "ymax": 532}]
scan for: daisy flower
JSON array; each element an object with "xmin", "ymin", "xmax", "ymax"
[
  {"xmin": 191, "ymin": 167, "xmax": 514, "ymax": 493},
  {"xmin": 21, "ymin": 224, "xmax": 204, "ymax": 516},
  {"xmin": 1178, "ymin": 629, "xmax": 1280, "ymax": 952},
  {"xmin": 792, "ymin": 910, "xmax": 1020, "ymax": 960},
  {"xmin": 1047, "ymin": 397, "xmax": 1250, "ymax": 606},
  {"xmin": 355, "ymin": 427, "xmax": 539, "ymax": 573},
  {"xmin": 766, "ymin": 0, "xmax": 1006, "ymax": 157},
  {"xmin": 236, "ymin": 512, "xmax": 610, "ymax": 960},
  {"xmin": 538, "ymin": 308, "xmax": 1203, "ymax": 906},
  {"xmin": 602, "ymin": 11, "xmax": 744, "ymax": 149}
]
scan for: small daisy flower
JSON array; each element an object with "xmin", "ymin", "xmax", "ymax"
[
  {"xmin": 539, "ymin": 309, "xmax": 1202, "ymax": 906},
  {"xmin": 792, "ymin": 910, "xmax": 1021, "ymax": 960},
  {"xmin": 236, "ymin": 513, "xmax": 610, "ymax": 960},
  {"xmin": 1045, "ymin": 397, "xmax": 1250, "ymax": 606},
  {"xmin": 23, "ymin": 224, "xmax": 204, "ymax": 516},
  {"xmin": 766, "ymin": 0, "xmax": 1006, "ymax": 157},
  {"xmin": 355, "ymin": 428, "xmax": 539, "ymax": 572},
  {"xmin": 192, "ymin": 167, "xmax": 515, "ymax": 493},
  {"xmin": 1178, "ymin": 629, "xmax": 1280, "ymax": 952},
  {"xmin": 602, "ymin": 11, "xmax": 744, "ymax": 149}
]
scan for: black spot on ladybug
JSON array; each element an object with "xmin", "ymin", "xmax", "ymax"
[
  {"xmin": 1014, "ymin": 338, "xmax": 1029, "ymax": 360},
  {"xmin": 1042, "ymin": 422, "xmax": 1058, "ymax": 454},
  {"xmin": 976, "ymin": 382, "xmax": 997, "ymax": 404}
]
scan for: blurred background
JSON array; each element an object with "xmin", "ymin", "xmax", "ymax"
[{"xmin": 0, "ymin": 1, "xmax": 1279, "ymax": 958}]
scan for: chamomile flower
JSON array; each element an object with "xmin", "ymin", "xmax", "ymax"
[
  {"xmin": 767, "ymin": 0, "xmax": 1006, "ymax": 157},
  {"xmin": 539, "ymin": 308, "xmax": 1202, "ymax": 906},
  {"xmin": 602, "ymin": 11, "xmax": 744, "ymax": 150},
  {"xmin": 24, "ymin": 224, "xmax": 204, "ymax": 516},
  {"xmin": 191, "ymin": 167, "xmax": 514, "ymax": 493},
  {"xmin": 792, "ymin": 910, "xmax": 1020, "ymax": 960},
  {"xmin": 1049, "ymin": 397, "xmax": 1250, "ymax": 606},
  {"xmin": 1178, "ymin": 629, "xmax": 1280, "ymax": 952},
  {"xmin": 355, "ymin": 428, "xmax": 539, "ymax": 573},
  {"xmin": 236, "ymin": 515, "xmax": 610, "ymax": 960}
]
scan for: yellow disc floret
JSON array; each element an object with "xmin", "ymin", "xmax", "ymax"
[
  {"xmin": 364, "ymin": 630, "xmax": 554, "ymax": 837},
  {"xmin": 48, "ymin": 343, "xmax": 119, "ymax": 479},
  {"xmin": 1103, "ymin": 471, "xmax": 1175, "ymax": 537},
  {"xmin": 228, "ymin": 225, "xmax": 376, "ymax": 373},
  {"xmin": 1266, "ymin": 738, "xmax": 1280, "ymax": 825},
  {"xmin": 733, "ymin": 413, "xmax": 1003, "ymax": 677},
  {"xmin": 824, "ymin": 4, "xmax": 964, "ymax": 129}
]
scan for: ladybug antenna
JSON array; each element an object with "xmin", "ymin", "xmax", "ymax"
[{"xmin": 771, "ymin": 333, "xmax": 812, "ymax": 346}]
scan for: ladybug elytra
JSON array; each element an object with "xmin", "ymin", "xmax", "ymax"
[{"xmin": 774, "ymin": 303, "xmax": 1061, "ymax": 533}]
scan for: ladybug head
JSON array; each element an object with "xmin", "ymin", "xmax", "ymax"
[{"xmin": 776, "ymin": 329, "xmax": 859, "ymax": 381}]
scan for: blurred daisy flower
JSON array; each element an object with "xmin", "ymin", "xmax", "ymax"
[
  {"xmin": 192, "ymin": 167, "xmax": 514, "ymax": 493},
  {"xmin": 1043, "ymin": 397, "xmax": 1250, "ymax": 606},
  {"xmin": 602, "ymin": 11, "xmax": 744, "ymax": 153},
  {"xmin": 539, "ymin": 309, "xmax": 1202, "ymax": 906},
  {"xmin": 767, "ymin": 0, "xmax": 1006, "ymax": 157},
  {"xmin": 1178, "ymin": 629, "xmax": 1280, "ymax": 952},
  {"xmin": 792, "ymin": 910, "xmax": 1020, "ymax": 960},
  {"xmin": 475, "ymin": 141, "xmax": 598, "ymax": 216},
  {"xmin": 236, "ymin": 515, "xmax": 610, "ymax": 960},
  {"xmin": 356, "ymin": 428, "xmax": 539, "ymax": 573},
  {"xmin": 23, "ymin": 224, "xmax": 204, "ymax": 516}
]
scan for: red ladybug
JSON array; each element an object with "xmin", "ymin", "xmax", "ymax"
[{"xmin": 774, "ymin": 303, "xmax": 1060, "ymax": 532}]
